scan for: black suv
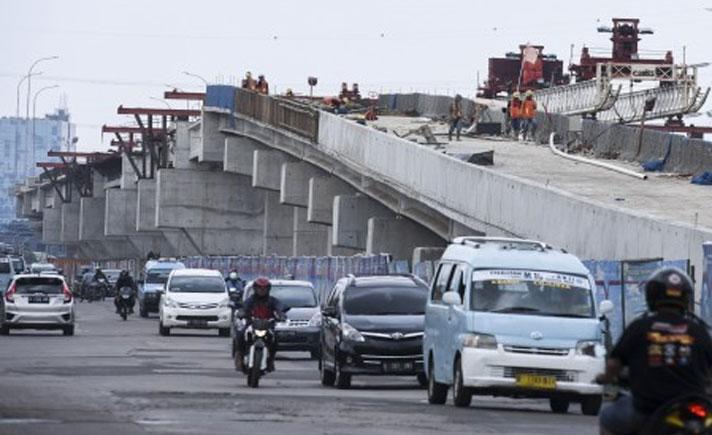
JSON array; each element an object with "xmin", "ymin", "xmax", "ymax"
[{"xmin": 319, "ymin": 274, "xmax": 428, "ymax": 389}]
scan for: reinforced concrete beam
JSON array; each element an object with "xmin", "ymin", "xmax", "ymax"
[
  {"xmin": 252, "ymin": 150, "xmax": 295, "ymax": 191},
  {"xmin": 332, "ymin": 194, "xmax": 392, "ymax": 250},
  {"xmin": 224, "ymin": 135, "xmax": 265, "ymax": 176},
  {"xmin": 191, "ymin": 110, "xmax": 229, "ymax": 163},
  {"xmin": 307, "ymin": 176, "xmax": 355, "ymax": 225},
  {"xmin": 293, "ymin": 207, "xmax": 328, "ymax": 256},
  {"xmin": 280, "ymin": 162, "xmax": 324, "ymax": 207},
  {"xmin": 366, "ymin": 216, "xmax": 446, "ymax": 261},
  {"xmin": 60, "ymin": 200, "xmax": 80, "ymax": 243},
  {"xmin": 263, "ymin": 191, "xmax": 294, "ymax": 256},
  {"xmin": 42, "ymin": 207, "xmax": 62, "ymax": 245}
]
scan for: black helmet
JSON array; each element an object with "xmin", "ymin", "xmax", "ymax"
[
  {"xmin": 120, "ymin": 270, "xmax": 129, "ymax": 277},
  {"xmin": 644, "ymin": 267, "xmax": 693, "ymax": 312}
]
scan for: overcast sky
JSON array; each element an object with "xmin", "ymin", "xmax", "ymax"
[{"xmin": 1, "ymin": 0, "xmax": 711, "ymax": 151}]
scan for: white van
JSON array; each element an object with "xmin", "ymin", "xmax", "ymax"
[{"xmin": 423, "ymin": 237, "xmax": 610, "ymax": 415}]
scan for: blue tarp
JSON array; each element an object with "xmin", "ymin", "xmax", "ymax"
[
  {"xmin": 205, "ymin": 85, "xmax": 236, "ymax": 113},
  {"xmin": 641, "ymin": 137, "xmax": 672, "ymax": 172},
  {"xmin": 691, "ymin": 172, "xmax": 712, "ymax": 185}
]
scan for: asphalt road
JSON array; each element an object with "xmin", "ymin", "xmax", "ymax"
[{"xmin": 0, "ymin": 302, "xmax": 600, "ymax": 435}]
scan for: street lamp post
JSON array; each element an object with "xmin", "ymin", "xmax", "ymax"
[
  {"xmin": 182, "ymin": 71, "xmax": 209, "ymax": 86},
  {"xmin": 17, "ymin": 72, "xmax": 42, "ymax": 118},
  {"xmin": 24, "ymin": 56, "xmax": 58, "ymax": 176},
  {"xmin": 149, "ymin": 97, "xmax": 173, "ymax": 109},
  {"xmin": 31, "ymin": 85, "xmax": 60, "ymax": 175}
]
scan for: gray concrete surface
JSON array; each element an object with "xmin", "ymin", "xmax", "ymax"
[{"xmin": 0, "ymin": 302, "xmax": 598, "ymax": 435}]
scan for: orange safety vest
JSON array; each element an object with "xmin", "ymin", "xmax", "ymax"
[
  {"xmin": 522, "ymin": 99, "xmax": 537, "ymax": 119},
  {"xmin": 509, "ymin": 100, "xmax": 522, "ymax": 119}
]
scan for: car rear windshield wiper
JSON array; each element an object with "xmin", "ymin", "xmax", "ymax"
[{"xmin": 491, "ymin": 306, "xmax": 541, "ymax": 314}]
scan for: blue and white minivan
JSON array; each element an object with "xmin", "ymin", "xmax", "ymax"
[
  {"xmin": 138, "ymin": 259, "xmax": 185, "ymax": 317},
  {"xmin": 424, "ymin": 237, "xmax": 611, "ymax": 416}
]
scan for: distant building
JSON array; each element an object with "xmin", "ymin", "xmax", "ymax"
[{"xmin": 0, "ymin": 108, "xmax": 76, "ymax": 222}]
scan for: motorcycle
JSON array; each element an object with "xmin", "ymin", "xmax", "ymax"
[
  {"xmin": 86, "ymin": 278, "xmax": 108, "ymax": 302},
  {"xmin": 237, "ymin": 318, "xmax": 276, "ymax": 388},
  {"xmin": 117, "ymin": 287, "xmax": 134, "ymax": 321},
  {"xmin": 640, "ymin": 395, "xmax": 712, "ymax": 435}
]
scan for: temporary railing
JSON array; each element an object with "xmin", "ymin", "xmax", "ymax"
[{"xmin": 235, "ymin": 88, "xmax": 319, "ymax": 142}]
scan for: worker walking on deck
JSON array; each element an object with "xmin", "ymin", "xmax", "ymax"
[
  {"xmin": 521, "ymin": 90, "xmax": 538, "ymax": 142},
  {"xmin": 508, "ymin": 92, "xmax": 522, "ymax": 140},
  {"xmin": 448, "ymin": 94, "xmax": 463, "ymax": 141}
]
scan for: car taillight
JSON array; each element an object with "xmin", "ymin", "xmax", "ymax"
[
  {"xmin": 688, "ymin": 403, "xmax": 709, "ymax": 418},
  {"xmin": 63, "ymin": 282, "xmax": 73, "ymax": 303},
  {"xmin": 5, "ymin": 282, "xmax": 16, "ymax": 303}
]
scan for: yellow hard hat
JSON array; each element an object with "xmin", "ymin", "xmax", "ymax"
[
  {"xmin": 512, "ymin": 92, "xmax": 521, "ymax": 99},
  {"xmin": 525, "ymin": 89, "xmax": 534, "ymax": 97}
]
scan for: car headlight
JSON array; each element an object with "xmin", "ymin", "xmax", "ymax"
[
  {"xmin": 308, "ymin": 312, "xmax": 322, "ymax": 327},
  {"xmin": 164, "ymin": 297, "xmax": 179, "ymax": 309},
  {"xmin": 461, "ymin": 333, "xmax": 497, "ymax": 349},
  {"xmin": 576, "ymin": 340, "xmax": 605, "ymax": 357},
  {"xmin": 341, "ymin": 323, "xmax": 365, "ymax": 342}
]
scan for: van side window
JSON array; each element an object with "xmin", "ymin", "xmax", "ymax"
[
  {"xmin": 432, "ymin": 263, "xmax": 454, "ymax": 302},
  {"xmin": 448, "ymin": 265, "xmax": 467, "ymax": 303}
]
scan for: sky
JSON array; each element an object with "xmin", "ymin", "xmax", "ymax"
[{"xmin": 1, "ymin": 0, "xmax": 711, "ymax": 151}]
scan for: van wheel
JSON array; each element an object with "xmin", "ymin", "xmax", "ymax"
[
  {"xmin": 550, "ymin": 398, "xmax": 570, "ymax": 414},
  {"xmin": 159, "ymin": 322, "xmax": 170, "ymax": 336},
  {"xmin": 139, "ymin": 305, "xmax": 148, "ymax": 318},
  {"xmin": 0, "ymin": 325, "xmax": 9, "ymax": 335},
  {"xmin": 427, "ymin": 357, "xmax": 448, "ymax": 405},
  {"xmin": 218, "ymin": 328, "xmax": 230, "ymax": 337},
  {"xmin": 62, "ymin": 325, "xmax": 74, "ymax": 336},
  {"xmin": 580, "ymin": 395, "xmax": 602, "ymax": 416},
  {"xmin": 452, "ymin": 357, "xmax": 472, "ymax": 407}
]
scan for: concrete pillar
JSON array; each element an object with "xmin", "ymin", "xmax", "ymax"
[
  {"xmin": 413, "ymin": 247, "xmax": 446, "ymax": 265},
  {"xmin": 280, "ymin": 162, "xmax": 324, "ymax": 207},
  {"xmin": 92, "ymin": 172, "xmax": 106, "ymax": 198},
  {"xmin": 79, "ymin": 197, "xmax": 106, "ymax": 241},
  {"xmin": 193, "ymin": 110, "xmax": 228, "ymax": 163},
  {"xmin": 105, "ymin": 189, "xmax": 138, "ymax": 237},
  {"xmin": 307, "ymin": 176, "xmax": 355, "ymax": 225},
  {"xmin": 293, "ymin": 208, "xmax": 328, "ymax": 256},
  {"xmin": 332, "ymin": 194, "xmax": 392, "ymax": 250},
  {"xmin": 224, "ymin": 135, "xmax": 265, "ymax": 176},
  {"xmin": 174, "ymin": 121, "xmax": 194, "ymax": 169},
  {"xmin": 60, "ymin": 200, "xmax": 80, "ymax": 243},
  {"xmin": 263, "ymin": 191, "xmax": 294, "ymax": 255},
  {"xmin": 120, "ymin": 154, "xmax": 139, "ymax": 189},
  {"xmin": 156, "ymin": 168, "xmax": 264, "ymax": 255},
  {"xmin": 252, "ymin": 150, "xmax": 294, "ymax": 191},
  {"xmin": 42, "ymin": 207, "xmax": 62, "ymax": 244},
  {"xmin": 366, "ymin": 216, "xmax": 446, "ymax": 261}
]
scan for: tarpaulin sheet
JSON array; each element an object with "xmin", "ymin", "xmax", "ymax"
[{"xmin": 205, "ymin": 85, "xmax": 236, "ymax": 113}]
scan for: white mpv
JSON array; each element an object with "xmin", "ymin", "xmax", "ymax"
[{"xmin": 158, "ymin": 268, "xmax": 231, "ymax": 337}]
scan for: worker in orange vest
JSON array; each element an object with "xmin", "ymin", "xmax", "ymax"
[
  {"xmin": 521, "ymin": 90, "xmax": 538, "ymax": 141},
  {"xmin": 508, "ymin": 92, "xmax": 522, "ymax": 139},
  {"xmin": 256, "ymin": 75, "xmax": 269, "ymax": 95}
]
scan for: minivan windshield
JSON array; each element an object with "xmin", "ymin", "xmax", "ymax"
[
  {"xmin": 471, "ymin": 269, "xmax": 594, "ymax": 318},
  {"xmin": 245, "ymin": 285, "xmax": 317, "ymax": 309},
  {"xmin": 146, "ymin": 269, "xmax": 173, "ymax": 284},
  {"xmin": 344, "ymin": 286, "xmax": 427, "ymax": 316},
  {"xmin": 169, "ymin": 276, "xmax": 225, "ymax": 293}
]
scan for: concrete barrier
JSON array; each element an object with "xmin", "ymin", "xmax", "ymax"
[{"xmin": 317, "ymin": 111, "xmax": 712, "ymax": 285}]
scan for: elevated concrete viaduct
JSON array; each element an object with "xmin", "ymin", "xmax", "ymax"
[{"xmin": 15, "ymin": 87, "xmax": 711, "ymax": 291}]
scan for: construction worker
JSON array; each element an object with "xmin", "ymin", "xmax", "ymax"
[
  {"xmin": 256, "ymin": 75, "xmax": 269, "ymax": 95},
  {"xmin": 508, "ymin": 92, "xmax": 522, "ymax": 139},
  {"xmin": 241, "ymin": 71, "xmax": 257, "ymax": 91},
  {"xmin": 521, "ymin": 89, "xmax": 538, "ymax": 141},
  {"xmin": 448, "ymin": 94, "xmax": 463, "ymax": 141},
  {"xmin": 339, "ymin": 82, "xmax": 351, "ymax": 100},
  {"xmin": 284, "ymin": 88, "xmax": 295, "ymax": 97}
]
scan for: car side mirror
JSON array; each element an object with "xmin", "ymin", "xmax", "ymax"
[
  {"xmin": 322, "ymin": 306, "xmax": 337, "ymax": 318},
  {"xmin": 599, "ymin": 300, "xmax": 614, "ymax": 316},
  {"xmin": 442, "ymin": 291, "xmax": 462, "ymax": 306}
]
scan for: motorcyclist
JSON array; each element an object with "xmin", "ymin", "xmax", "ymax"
[
  {"xmin": 225, "ymin": 270, "xmax": 245, "ymax": 311},
  {"xmin": 596, "ymin": 267, "xmax": 712, "ymax": 435},
  {"xmin": 92, "ymin": 267, "xmax": 108, "ymax": 283},
  {"xmin": 113, "ymin": 270, "xmax": 137, "ymax": 314},
  {"xmin": 235, "ymin": 277, "xmax": 285, "ymax": 372}
]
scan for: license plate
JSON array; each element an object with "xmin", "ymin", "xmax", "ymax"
[
  {"xmin": 28, "ymin": 295, "xmax": 49, "ymax": 303},
  {"xmin": 382, "ymin": 361, "xmax": 414, "ymax": 373},
  {"xmin": 515, "ymin": 374, "xmax": 557, "ymax": 390},
  {"xmin": 188, "ymin": 319, "xmax": 208, "ymax": 327}
]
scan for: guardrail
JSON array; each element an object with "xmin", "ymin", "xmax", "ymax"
[{"xmin": 235, "ymin": 88, "xmax": 319, "ymax": 142}]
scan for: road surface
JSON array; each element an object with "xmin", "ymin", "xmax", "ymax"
[{"xmin": 0, "ymin": 302, "xmax": 599, "ymax": 435}]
